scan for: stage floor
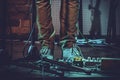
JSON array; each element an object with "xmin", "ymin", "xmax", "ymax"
[
  {"xmin": 0, "ymin": 64, "xmax": 120, "ymax": 80},
  {"xmin": 0, "ymin": 40, "xmax": 120, "ymax": 80}
]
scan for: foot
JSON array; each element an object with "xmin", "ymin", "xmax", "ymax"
[
  {"xmin": 62, "ymin": 45, "xmax": 83, "ymax": 63},
  {"xmin": 39, "ymin": 46, "xmax": 53, "ymax": 60}
]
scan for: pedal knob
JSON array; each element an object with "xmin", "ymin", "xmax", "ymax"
[{"xmin": 73, "ymin": 57, "xmax": 83, "ymax": 67}]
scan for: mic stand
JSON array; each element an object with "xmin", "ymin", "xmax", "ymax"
[{"xmin": 26, "ymin": 0, "xmax": 39, "ymax": 61}]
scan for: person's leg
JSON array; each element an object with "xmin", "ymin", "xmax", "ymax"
[
  {"xmin": 37, "ymin": 0, "xmax": 55, "ymax": 59},
  {"xmin": 60, "ymin": 0, "xmax": 82, "ymax": 63},
  {"xmin": 60, "ymin": 0, "xmax": 79, "ymax": 48}
]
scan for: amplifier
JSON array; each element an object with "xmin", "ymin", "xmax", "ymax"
[{"xmin": 101, "ymin": 57, "xmax": 120, "ymax": 73}]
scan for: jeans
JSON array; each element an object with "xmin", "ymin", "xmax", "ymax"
[{"xmin": 36, "ymin": 0, "xmax": 79, "ymax": 49}]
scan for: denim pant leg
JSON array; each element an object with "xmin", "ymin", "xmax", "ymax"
[
  {"xmin": 37, "ymin": 0, "xmax": 55, "ymax": 49},
  {"xmin": 60, "ymin": 0, "xmax": 79, "ymax": 48}
]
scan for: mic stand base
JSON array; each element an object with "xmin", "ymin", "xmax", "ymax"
[{"xmin": 25, "ymin": 44, "xmax": 40, "ymax": 61}]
